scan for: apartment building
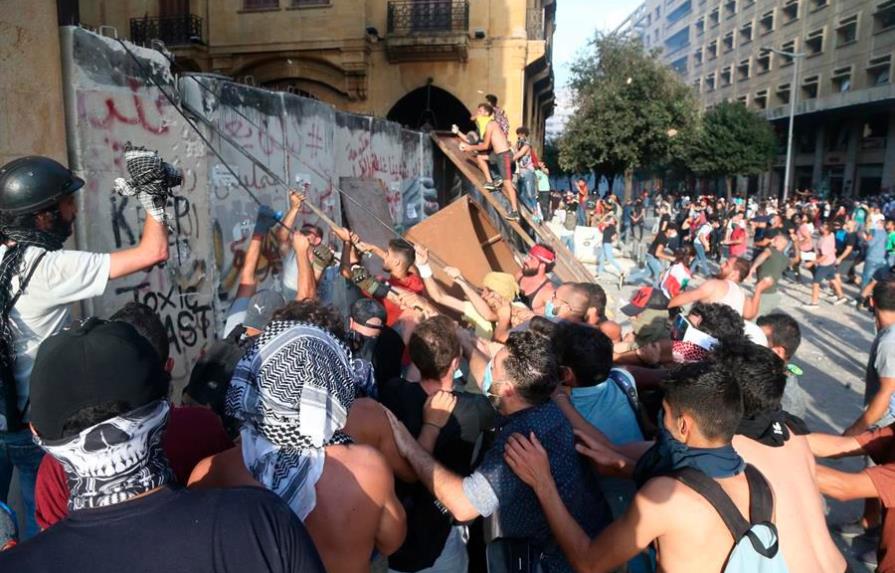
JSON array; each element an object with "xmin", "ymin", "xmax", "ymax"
[
  {"xmin": 618, "ymin": 0, "xmax": 895, "ymax": 198},
  {"xmin": 74, "ymin": 0, "xmax": 556, "ymax": 149}
]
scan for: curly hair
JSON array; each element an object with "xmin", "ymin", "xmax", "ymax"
[
  {"xmin": 503, "ymin": 329, "xmax": 559, "ymax": 406},
  {"xmin": 715, "ymin": 339, "xmax": 787, "ymax": 416},
  {"xmin": 689, "ymin": 302, "xmax": 744, "ymax": 344},
  {"xmin": 272, "ymin": 300, "xmax": 346, "ymax": 341}
]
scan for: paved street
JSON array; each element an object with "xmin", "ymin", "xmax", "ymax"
[{"xmin": 596, "ymin": 239, "xmax": 876, "ymax": 571}]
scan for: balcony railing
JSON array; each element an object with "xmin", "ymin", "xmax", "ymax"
[
  {"xmin": 387, "ymin": 1, "xmax": 469, "ymax": 35},
  {"xmin": 130, "ymin": 14, "xmax": 203, "ymax": 47}
]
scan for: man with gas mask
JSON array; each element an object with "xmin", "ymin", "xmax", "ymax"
[
  {"xmin": 0, "ymin": 148, "xmax": 173, "ymax": 536},
  {"xmin": 347, "ymin": 298, "xmax": 405, "ymax": 391}
]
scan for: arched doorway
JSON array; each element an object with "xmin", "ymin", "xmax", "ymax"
[{"xmin": 387, "ymin": 84, "xmax": 473, "ymax": 133}]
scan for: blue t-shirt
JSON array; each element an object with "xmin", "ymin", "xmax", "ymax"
[
  {"xmin": 475, "ymin": 401, "xmax": 611, "ymax": 573},
  {"xmin": 867, "ymin": 228, "xmax": 888, "ymax": 262}
]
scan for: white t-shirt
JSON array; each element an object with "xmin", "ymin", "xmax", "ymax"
[{"xmin": 2, "ymin": 246, "xmax": 110, "ymax": 426}]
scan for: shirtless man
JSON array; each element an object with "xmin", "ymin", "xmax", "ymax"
[
  {"xmin": 459, "ymin": 103, "xmax": 520, "ymax": 221},
  {"xmin": 504, "ymin": 360, "xmax": 783, "ymax": 573},
  {"xmin": 189, "ymin": 323, "xmax": 406, "ymax": 573},
  {"xmin": 579, "ymin": 282, "xmax": 622, "ymax": 342},
  {"xmin": 667, "ymin": 256, "xmax": 750, "ymax": 316},
  {"xmin": 721, "ymin": 341, "xmax": 847, "ymax": 573},
  {"xmin": 517, "ymin": 244, "xmax": 557, "ymax": 315}
]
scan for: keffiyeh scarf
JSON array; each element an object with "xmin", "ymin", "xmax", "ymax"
[
  {"xmin": 34, "ymin": 400, "xmax": 174, "ymax": 510},
  {"xmin": 226, "ymin": 322, "xmax": 364, "ymax": 520},
  {"xmin": 113, "ymin": 143, "xmax": 181, "ymax": 226}
]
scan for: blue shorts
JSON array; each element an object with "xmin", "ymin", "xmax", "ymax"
[{"xmin": 813, "ymin": 264, "xmax": 836, "ymax": 284}]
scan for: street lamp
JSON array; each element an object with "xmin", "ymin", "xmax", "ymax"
[{"xmin": 761, "ymin": 46, "xmax": 805, "ymax": 203}]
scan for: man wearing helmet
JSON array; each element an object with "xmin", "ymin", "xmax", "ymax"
[{"xmin": 0, "ymin": 153, "xmax": 171, "ymax": 536}]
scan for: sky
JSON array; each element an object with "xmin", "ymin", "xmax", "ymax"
[{"xmin": 553, "ymin": 0, "xmax": 644, "ymax": 89}]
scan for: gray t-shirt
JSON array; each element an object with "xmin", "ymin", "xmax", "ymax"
[{"xmin": 865, "ymin": 324, "xmax": 895, "ymax": 419}]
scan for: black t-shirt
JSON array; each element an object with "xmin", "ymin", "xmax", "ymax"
[
  {"xmin": 0, "ymin": 486, "xmax": 324, "ymax": 573},
  {"xmin": 379, "ymin": 378, "xmax": 495, "ymax": 571},
  {"xmin": 362, "ymin": 326, "xmax": 405, "ymax": 389},
  {"xmin": 838, "ymin": 231, "xmax": 859, "ymax": 259},
  {"xmin": 659, "ymin": 213, "xmax": 671, "ymax": 232},
  {"xmin": 602, "ymin": 225, "xmax": 617, "ymax": 244},
  {"xmin": 649, "ymin": 234, "xmax": 669, "ymax": 257}
]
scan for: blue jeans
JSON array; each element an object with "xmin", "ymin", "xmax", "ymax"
[
  {"xmin": 517, "ymin": 171, "xmax": 536, "ymax": 211},
  {"xmin": 598, "ymin": 243, "xmax": 624, "ymax": 276},
  {"xmin": 562, "ymin": 235, "xmax": 575, "ymax": 255},
  {"xmin": 577, "ymin": 204, "xmax": 587, "ymax": 226},
  {"xmin": 690, "ymin": 242, "xmax": 712, "ymax": 276},
  {"xmin": 627, "ymin": 253, "xmax": 664, "ymax": 286},
  {"xmin": 863, "ymin": 259, "xmax": 887, "ymax": 290},
  {"xmin": 0, "ymin": 429, "xmax": 44, "ymax": 539}
]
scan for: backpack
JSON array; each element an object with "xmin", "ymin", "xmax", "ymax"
[
  {"xmin": 671, "ymin": 465, "xmax": 789, "ymax": 573},
  {"xmin": 607, "ymin": 368, "xmax": 652, "ymax": 438}
]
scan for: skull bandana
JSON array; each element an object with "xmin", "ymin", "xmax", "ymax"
[
  {"xmin": 34, "ymin": 400, "xmax": 174, "ymax": 510},
  {"xmin": 225, "ymin": 322, "xmax": 360, "ymax": 520}
]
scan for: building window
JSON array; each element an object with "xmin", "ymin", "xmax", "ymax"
[
  {"xmin": 862, "ymin": 114, "xmax": 889, "ymax": 149},
  {"xmin": 868, "ymin": 54, "xmax": 892, "ymax": 85},
  {"xmin": 694, "ymin": 47, "xmax": 704, "ymax": 66},
  {"xmin": 760, "ymin": 10, "xmax": 775, "ymax": 34},
  {"xmin": 291, "ymin": 0, "xmax": 329, "ymax": 6},
  {"xmin": 811, "ymin": 0, "xmax": 829, "ymax": 10},
  {"xmin": 738, "ymin": 58, "xmax": 751, "ymax": 81},
  {"xmin": 708, "ymin": 40, "xmax": 719, "ymax": 59},
  {"xmin": 802, "ymin": 75, "xmax": 820, "ymax": 99},
  {"xmin": 694, "ymin": 77, "xmax": 702, "ymax": 93},
  {"xmin": 737, "ymin": 94, "xmax": 748, "ymax": 105},
  {"xmin": 706, "ymin": 73, "xmax": 717, "ymax": 91},
  {"xmin": 721, "ymin": 66, "xmax": 733, "ymax": 86},
  {"xmin": 710, "ymin": 7, "xmax": 721, "ymax": 27},
  {"xmin": 836, "ymin": 15, "xmax": 859, "ymax": 47},
  {"xmin": 723, "ymin": 31, "xmax": 735, "ymax": 52},
  {"xmin": 875, "ymin": 0, "xmax": 895, "ymax": 33},
  {"xmin": 831, "ymin": 66, "xmax": 853, "ymax": 93},
  {"xmin": 243, "ymin": 0, "xmax": 279, "ymax": 9},
  {"xmin": 668, "ymin": 0, "xmax": 693, "ymax": 25},
  {"xmin": 725, "ymin": 0, "xmax": 737, "ymax": 18},
  {"xmin": 756, "ymin": 50, "xmax": 771, "ymax": 73},
  {"xmin": 754, "ymin": 89, "xmax": 769, "ymax": 109},
  {"xmin": 783, "ymin": 0, "xmax": 799, "ymax": 24},
  {"xmin": 671, "ymin": 56, "xmax": 689, "ymax": 75},
  {"xmin": 780, "ymin": 39, "xmax": 797, "ymax": 66},
  {"xmin": 777, "ymin": 83, "xmax": 791, "ymax": 104},
  {"xmin": 741, "ymin": 21, "xmax": 753, "ymax": 43},
  {"xmin": 805, "ymin": 28, "xmax": 824, "ymax": 56},
  {"xmin": 696, "ymin": 16, "xmax": 705, "ymax": 35}
]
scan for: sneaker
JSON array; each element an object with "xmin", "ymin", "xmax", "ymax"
[
  {"xmin": 801, "ymin": 302, "xmax": 819, "ymax": 309},
  {"xmin": 833, "ymin": 296, "xmax": 848, "ymax": 305},
  {"xmin": 504, "ymin": 210, "xmax": 520, "ymax": 222},
  {"xmin": 835, "ymin": 521, "xmax": 881, "ymax": 538},
  {"xmin": 854, "ymin": 546, "xmax": 879, "ymax": 567},
  {"xmin": 493, "ymin": 178, "xmax": 504, "ymax": 188},
  {"xmin": 483, "ymin": 182, "xmax": 497, "ymax": 191}
]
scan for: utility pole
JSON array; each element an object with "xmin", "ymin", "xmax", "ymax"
[{"xmin": 762, "ymin": 47, "xmax": 805, "ymax": 203}]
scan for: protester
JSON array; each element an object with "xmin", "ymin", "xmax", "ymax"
[
  {"xmin": 504, "ymin": 360, "xmax": 786, "ymax": 573},
  {"xmin": 0, "ymin": 318, "xmax": 325, "ymax": 572},
  {"xmin": 579, "ymin": 282, "xmax": 622, "ymax": 342},
  {"xmin": 34, "ymin": 303, "xmax": 233, "ymax": 530},
  {"xmin": 748, "ymin": 231, "xmax": 790, "ymax": 316},
  {"xmin": 804, "ymin": 222, "xmax": 848, "ymax": 307},
  {"xmin": 626, "ymin": 224, "xmax": 676, "ymax": 286},
  {"xmin": 379, "ymin": 316, "xmax": 495, "ymax": 572},
  {"xmin": 597, "ymin": 215, "xmax": 625, "ymax": 286},
  {"xmin": 513, "ymin": 127, "xmax": 536, "ymax": 212},
  {"xmin": 757, "ymin": 313, "xmax": 808, "ymax": 419},
  {"xmin": 0, "ymin": 151, "xmax": 172, "ymax": 537},
  {"xmin": 347, "ymin": 297, "xmax": 406, "ymax": 389},
  {"xmin": 719, "ymin": 340, "xmax": 847, "ymax": 573},
  {"xmin": 668, "ymin": 256, "xmax": 750, "ymax": 315},
  {"xmin": 385, "ymin": 329, "xmax": 612, "ymax": 573},
  {"xmin": 517, "ymin": 244, "xmax": 557, "ymax": 314},
  {"xmin": 459, "ymin": 103, "xmax": 520, "ymax": 221},
  {"xmin": 189, "ymin": 322, "xmax": 407, "ymax": 572}
]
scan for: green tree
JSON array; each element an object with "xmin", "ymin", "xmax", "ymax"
[
  {"xmin": 558, "ymin": 33, "xmax": 698, "ymax": 198},
  {"xmin": 686, "ymin": 100, "xmax": 777, "ymax": 197}
]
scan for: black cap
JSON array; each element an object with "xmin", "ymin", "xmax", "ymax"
[
  {"xmin": 351, "ymin": 298, "xmax": 387, "ymax": 327},
  {"xmin": 0, "ymin": 156, "xmax": 84, "ymax": 215},
  {"xmin": 30, "ymin": 318, "xmax": 169, "ymax": 440}
]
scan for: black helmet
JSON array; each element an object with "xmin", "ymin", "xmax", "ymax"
[{"xmin": 0, "ymin": 156, "xmax": 84, "ymax": 215}]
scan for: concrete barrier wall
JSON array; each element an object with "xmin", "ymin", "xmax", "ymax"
[{"xmin": 60, "ymin": 26, "xmax": 433, "ymax": 390}]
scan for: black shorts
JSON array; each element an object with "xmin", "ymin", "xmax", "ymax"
[
  {"xmin": 491, "ymin": 150, "xmax": 512, "ymax": 182},
  {"xmin": 837, "ymin": 259, "xmax": 856, "ymax": 277},
  {"xmin": 813, "ymin": 264, "xmax": 837, "ymax": 284}
]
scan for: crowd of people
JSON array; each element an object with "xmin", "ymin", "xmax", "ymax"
[{"xmin": 1, "ymin": 141, "xmax": 895, "ymax": 573}]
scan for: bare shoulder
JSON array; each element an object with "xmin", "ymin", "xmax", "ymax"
[
  {"xmin": 188, "ymin": 446, "xmax": 247, "ymax": 488},
  {"xmin": 326, "ymin": 444, "xmax": 393, "ymax": 497},
  {"xmin": 637, "ymin": 476, "xmax": 710, "ymax": 514},
  {"xmin": 600, "ymin": 320, "xmax": 622, "ymax": 342}
]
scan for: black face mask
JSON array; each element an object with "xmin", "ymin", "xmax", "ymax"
[{"xmin": 347, "ymin": 330, "xmax": 378, "ymax": 360}]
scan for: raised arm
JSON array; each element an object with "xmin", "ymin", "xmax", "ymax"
[
  {"xmin": 232, "ymin": 206, "xmax": 279, "ymax": 299},
  {"xmin": 414, "ymin": 247, "xmax": 466, "ymax": 314},
  {"xmin": 445, "ymin": 266, "xmax": 499, "ymax": 323},
  {"xmin": 667, "ymin": 280, "xmax": 718, "ymax": 310},
  {"xmin": 292, "ymin": 232, "xmax": 317, "ymax": 301},
  {"xmin": 274, "ymin": 190, "xmax": 304, "ymax": 250},
  {"xmin": 109, "ymin": 215, "xmax": 169, "ymax": 280}
]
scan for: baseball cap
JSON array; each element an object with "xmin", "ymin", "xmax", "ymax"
[
  {"xmin": 620, "ymin": 286, "xmax": 669, "ymax": 317},
  {"xmin": 29, "ymin": 318, "xmax": 169, "ymax": 440},
  {"xmin": 351, "ymin": 298, "xmax": 387, "ymax": 328},
  {"xmin": 243, "ymin": 290, "xmax": 286, "ymax": 331}
]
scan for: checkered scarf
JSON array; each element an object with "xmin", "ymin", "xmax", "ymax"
[
  {"xmin": 112, "ymin": 143, "xmax": 180, "ymax": 226},
  {"xmin": 225, "ymin": 321, "xmax": 359, "ymax": 519}
]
